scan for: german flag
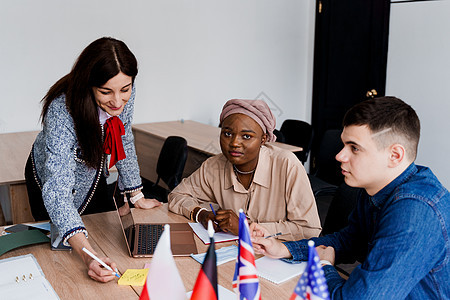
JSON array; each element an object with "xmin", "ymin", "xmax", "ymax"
[{"xmin": 191, "ymin": 221, "xmax": 218, "ymax": 300}]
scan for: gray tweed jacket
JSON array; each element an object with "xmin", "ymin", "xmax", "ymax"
[{"xmin": 30, "ymin": 86, "xmax": 142, "ymax": 245}]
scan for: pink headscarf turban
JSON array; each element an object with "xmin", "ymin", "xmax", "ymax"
[{"xmin": 219, "ymin": 99, "xmax": 277, "ymax": 142}]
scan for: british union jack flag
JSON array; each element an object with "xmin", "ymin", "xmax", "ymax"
[{"xmin": 232, "ymin": 209, "xmax": 261, "ymax": 300}]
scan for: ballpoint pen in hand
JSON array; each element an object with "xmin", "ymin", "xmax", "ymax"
[
  {"xmin": 82, "ymin": 247, "xmax": 120, "ymax": 278},
  {"xmin": 265, "ymin": 232, "xmax": 282, "ymax": 239},
  {"xmin": 209, "ymin": 204, "xmax": 216, "ymax": 216},
  {"xmin": 209, "ymin": 204, "xmax": 222, "ymax": 230}
]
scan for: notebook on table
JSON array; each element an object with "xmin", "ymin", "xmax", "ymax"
[
  {"xmin": 0, "ymin": 254, "xmax": 59, "ymax": 299},
  {"xmin": 188, "ymin": 222, "xmax": 238, "ymax": 244},
  {"xmin": 112, "ymin": 188, "xmax": 198, "ymax": 258},
  {"xmin": 255, "ymin": 256, "xmax": 307, "ymax": 284}
]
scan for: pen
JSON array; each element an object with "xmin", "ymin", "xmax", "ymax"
[
  {"xmin": 209, "ymin": 204, "xmax": 222, "ymax": 230},
  {"xmin": 265, "ymin": 232, "xmax": 282, "ymax": 239},
  {"xmin": 209, "ymin": 204, "xmax": 216, "ymax": 216},
  {"xmin": 82, "ymin": 247, "xmax": 120, "ymax": 278}
]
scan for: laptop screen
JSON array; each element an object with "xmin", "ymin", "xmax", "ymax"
[
  {"xmin": 120, "ymin": 209, "xmax": 134, "ymax": 233},
  {"xmin": 111, "ymin": 180, "xmax": 135, "ymax": 255},
  {"xmin": 111, "ymin": 177, "xmax": 198, "ymax": 257}
]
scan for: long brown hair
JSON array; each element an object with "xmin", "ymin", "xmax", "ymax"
[{"xmin": 41, "ymin": 37, "xmax": 138, "ymax": 168}]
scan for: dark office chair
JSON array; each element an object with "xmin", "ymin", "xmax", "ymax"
[
  {"xmin": 142, "ymin": 136, "xmax": 188, "ymax": 202},
  {"xmin": 280, "ymin": 119, "xmax": 314, "ymax": 164},
  {"xmin": 321, "ymin": 182, "xmax": 361, "ymax": 235},
  {"xmin": 308, "ymin": 129, "xmax": 344, "ymax": 197},
  {"xmin": 273, "ymin": 129, "xmax": 286, "ymax": 143},
  {"xmin": 320, "ymin": 182, "xmax": 362, "ymax": 276}
]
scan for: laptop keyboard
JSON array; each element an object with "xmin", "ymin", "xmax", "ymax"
[{"xmin": 137, "ymin": 224, "xmax": 164, "ymax": 255}]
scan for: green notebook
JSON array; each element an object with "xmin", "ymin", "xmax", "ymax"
[{"xmin": 0, "ymin": 229, "xmax": 50, "ymax": 256}]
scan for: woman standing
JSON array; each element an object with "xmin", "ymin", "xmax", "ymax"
[{"xmin": 25, "ymin": 37, "xmax": 161, "ymax": 282}]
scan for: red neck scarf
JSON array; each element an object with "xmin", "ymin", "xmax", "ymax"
[{"xmin": 103, "ymin": 116, "xmax": 126, "ymax": 168}]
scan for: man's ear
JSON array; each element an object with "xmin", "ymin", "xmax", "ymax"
[{"xmin": 388, "ymin": 143, "xmax": 406, "ymax": 167}]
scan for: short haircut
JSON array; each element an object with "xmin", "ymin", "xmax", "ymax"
[{"xmin": 343, "ymin": 97, "xmax": 420, "ymax": 161}]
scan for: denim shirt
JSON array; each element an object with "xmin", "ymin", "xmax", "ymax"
[{"xmin": 283, "ymin": 163, "xmax": 450, "ymax": 299}]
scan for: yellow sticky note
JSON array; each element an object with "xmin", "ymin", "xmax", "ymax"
[{"xmin": 118, "ymin": 269, "xmax": 149, "ymax": 286}]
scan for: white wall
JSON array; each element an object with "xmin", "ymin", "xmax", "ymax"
[
  {"xmin": 386, "ymin": 0, "xmax": 450, "ymax": 189},
  {"xmin": 0, "ymin": 0, "xmax": 316, "ymax": 134},
  {"xmin": 7, "ymin": 0, "xmax": 446, "ymax": 190}
]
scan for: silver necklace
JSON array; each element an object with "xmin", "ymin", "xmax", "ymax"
[{"xmin": 233, "ymin": 164, "xmax": 256, "ymax": 175}]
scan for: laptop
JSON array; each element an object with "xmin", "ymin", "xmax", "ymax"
[{"xmin": 112, "ymin": 188, "xmax": 198, "ymax": 258}]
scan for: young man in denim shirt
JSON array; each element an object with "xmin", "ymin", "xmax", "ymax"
[{"xmin": 250, "ymin": 97, "xmax": 450, "ymax": 299}]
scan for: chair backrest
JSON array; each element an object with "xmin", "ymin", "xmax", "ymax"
[
  {"xmin": 280, "ymin": 119, "xmax": 314, "ymax": 164},
  {"xmin": 156, "ymin": 136, "xmax": 188, "ymax": 190},
  {"xmin": 313, "ymin": 129, "xmax": 344, "ymax": 186},
  {"xmin": 321, "ymin": 183, "xmax": 362, "ymax": 235},
  {"xmin": 314, "ymin": 129, "xmax": 344, "ymax": 185},
  {"xmin": 273, "ymin": 129, "xmax": 286, "ymax": 143}
]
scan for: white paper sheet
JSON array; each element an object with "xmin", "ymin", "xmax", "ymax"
[{"xmin": 188, "ymin": 223, "xmax": 238, "ymax": 244}]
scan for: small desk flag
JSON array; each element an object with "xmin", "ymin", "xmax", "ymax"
[
  {"xmin": 139, "ymin": 224, "xmax": 186, "ymax": 300},
  {"xmin": 190, "ymin": 221, "xmax": 218, "ymax": 300},
  {"xmin": 232, "ymin": 209, "xmax": 261, "ymax": 300},
  {"xmin": 290, "ymin": 240, "xmax": 330, "ymax": 300}
]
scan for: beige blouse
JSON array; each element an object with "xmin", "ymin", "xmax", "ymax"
[{"xmin": 168, "ymin": 144, "xmax": 321, "ymax": 241}]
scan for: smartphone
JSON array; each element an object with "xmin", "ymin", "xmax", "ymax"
[{"xmin": 5, "ymin": 224, "xmax": 50, "ymax": 235}]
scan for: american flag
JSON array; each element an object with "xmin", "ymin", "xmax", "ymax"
[
  {"xmin": 290, "ymin": 240, "xmax": 330, "ymax": 300},
  {"xmin": 232, "ymin": 209, "xmax": 261, "ymax": 300}
]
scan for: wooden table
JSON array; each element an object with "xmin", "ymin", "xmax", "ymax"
[
  {"xmin": 0, "ymin": 226, "xmax": 138, "ymax": 299},
  {"xmin": 0, "ymin": 131, "xmax": 39, "ymax": 224},
  {"xmin": 84, "ymin": 205, "xmax": 300, "ymax": 298},
  {"xmin": 133, "ymin": 120, "xmax": 302, "ymax": 189},
  {"xmin": 0, "ymin": 204, "xmax": 301, "ymax": 299}
]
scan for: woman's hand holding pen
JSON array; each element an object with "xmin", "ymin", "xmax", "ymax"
[
  {"xmin": 196, "ymin": 206, "xmax": 239, "ymax": 234},
  {"xmin": 197, "ymin": 210, "xmax": 220, "ymax": 232},
  {"xmin": 69, "ymin": 233, "xmax": 119, "ymax": 283},
  {"xmin": 86, "ymin": 254, "xmax": 119, "ymax": 283},
  {"xmin": 215, "ymin": 209, "xmax": 239, "ymax": 235}
]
